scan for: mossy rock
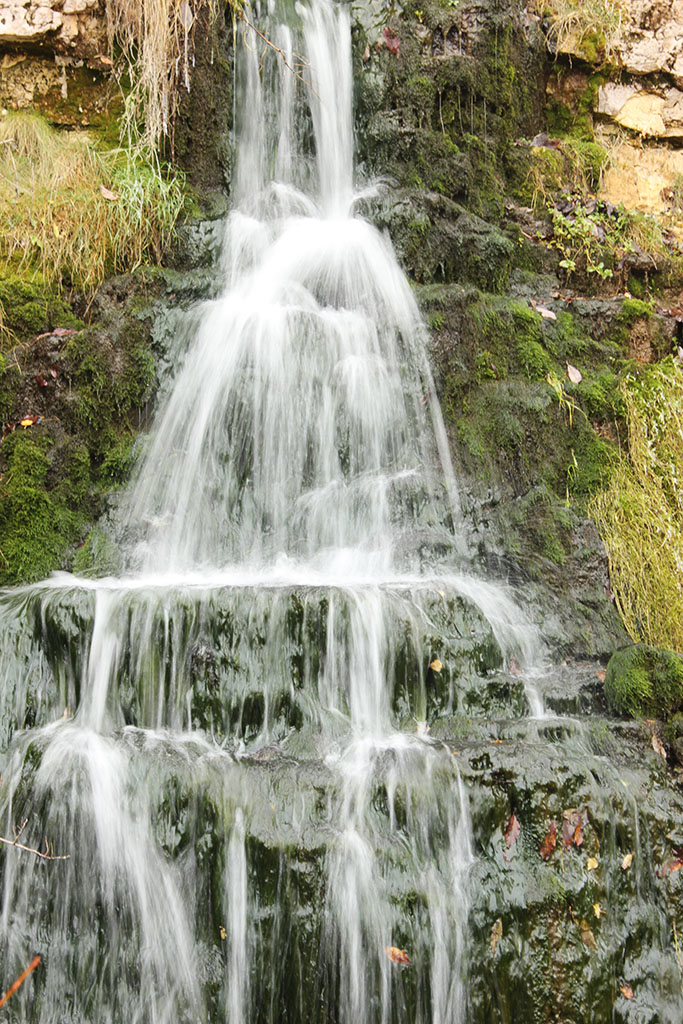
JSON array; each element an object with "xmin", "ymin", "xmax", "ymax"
[
  {"xmin": 0, "ymin": 275, "xmax": 81, "ymax": 343},
  {"xmin": 604, "ymin": 643, "xmax": 683, "ymax": 719}
]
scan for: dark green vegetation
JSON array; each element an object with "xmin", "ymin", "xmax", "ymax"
[
  {"xmin": 605, "ymin": 644, "xmax": 683, "ymax": 719},
  {"xmin": 0, "ymin": 272, "xmax": 168, "ymax": 584}
]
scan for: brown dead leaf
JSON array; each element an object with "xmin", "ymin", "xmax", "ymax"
[
  {"xmin": 652, "ymin": 732, "xmax": 667, "ymax": 760},
  {"xmin": 509, "ymin": 656, "xmax": 521, "ymax": 676},
  {"xmin": 658, "ymin": 859, "xmax": 683, "ymax": 878},
  {"xmin": 567, "ymin": 363, "xmax": 583, "ymax": 384},
  {"xmin": 100, "ymin": 184, "xmax": 119, "ymax": 201},
  {"xmin": 580, "ymin": 919, "xmax": 598, "ymax": 950},
  {"xmin": 490, "ymin": 918, "xmax": 502, "ymax": 957},
  {"xmin": 620, "ymin": 983, "xmax": 634, "ymax": 1000},
  {"xmin": 385, "ymin": 946, "xmax": 410, "ymax": 966},
  {"xmin": 596, "ymin": 669, "xmax": 606, "ymax": 683},
  {"xmin": 504, "ymin": 814, "xmax": 521, "ymax": 859},
  {"xmin": 540, "ymin": 821, "xmax": 557, "ymax": 861}
]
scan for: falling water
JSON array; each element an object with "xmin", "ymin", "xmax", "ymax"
[{"xmin": 0, "ymin": 2, "xmax": 551, "ymax": 1022}]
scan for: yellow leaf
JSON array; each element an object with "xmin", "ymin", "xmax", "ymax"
[
  {"xmin": 593, "ymin": 903, "xmax": 602, "ymax": 919},
  {"xmin": 219, "ymin": 925, "xmax": 226, "ymax": 940},
  {"xmin": 586, "ymin": 856, "xmax": 599, "ymax": 871},
  {"xmin": 429, "ymin": 659, "xmax": 442, "ymax": 673},
  {"xmin": 622, "ymin": 852, "xmax": 634, "ymax": 870},
  {"xmin": 385, "ymin": 946, "xmax": 410, "ymax": 966},
  {"xmin": 490, "ymin": 918, "xmax": 503, "ymax": 957}
]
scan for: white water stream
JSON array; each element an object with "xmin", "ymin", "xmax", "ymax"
[{"xmin": 0, "ymin": 2, "xmax": 547, "ymax": 1021}]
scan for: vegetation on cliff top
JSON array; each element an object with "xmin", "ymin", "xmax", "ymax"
[{"xmin": 0, "ymin": 111, "xmax": 185, "ymax": 296}]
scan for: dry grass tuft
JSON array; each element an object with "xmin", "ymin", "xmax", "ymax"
[
  {"xmin": 536, "ymin": 0, "xmax": 627, "ymax": 64},
  {"xmin": 105, "ymin": 0, "xmax": 237, "ymax": 152},
  {"xmin": 590, "ymin": 358, "xmax": 683, "ymax": 652},
  {"xmin": 0, "ymin": 111, "xmax": 185, "ymax": 295}
]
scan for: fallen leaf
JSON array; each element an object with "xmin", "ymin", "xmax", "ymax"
[
  {"xmin": 51, "ymin": 327, "xmax": 77, "ymax": 338},
  {"xmin": 100, "ymin": 184, "xmax": 119, "ymax": 201},
  {"xmin": 385, "ymin": 946, "xmax": 410, "ymax": 966},
  {"xmin": 586, "ymin": 856, "xmax": 599, "ymax": 872},
  {"xmin": 658, "ymin": 859, "xmax": 683, "ymax": 878},
  {"xmin": 580, "ymin": 920, "xmax": 598, "ymax": 950},
  {"xmin": 567, "ymin": 363, "xmax": 583, "ymax": 384},
  {"xmin": 593, "ymin": 903, "xmax": 602, "ymax": 919},
  {"xmin": 561, "ymin": 809, "xmax": 584, "ymax": 849},
  {"xmin": 596, "ymin": 669, "xmax": 606, "ymax": 682},
  {"xmin": 490, "ymin": 917, "xmax": 503, "ymax": 957},
  {"xmin": 504, "ymin": 814, "xmax": 521, "ymax": 859},
  {"xmin": 382, "ymin": 25, "xmax": 400, "ymax": 55},
  {"xmin": 94, "ymin": 54, "xmax": 114, "ymax": 66},
  {"xmin": 49, "ymin": 367, "xmax": 59, "ymax": 379},
  {"xmin": 540, "ymin": 821, "xmax": 557, "ymax": 861},
  {"xmin": 621, "ymin": 852, "xmax": 634, "ymax": 871},
  {"xmin": 362, "ymin": 42, "xmax": 370, "ymax": 62},
  {"xmin": 19, "ymin": 415, "xmax": 40, "ymax": 428},
  {"xmin": 620, "ymin": 983, "xmax": 634, "ymax": 1000},
  {"xmin": 652, "ymin": 732, "xmax": 667, "ymax": 760},
  {"xmin": 179, "ymin": 0, "xmax": 194, "ymax": 31},
  {"xmin": 219, "ymin": 925, "xmax": 226, "ymax": 940},
  {"xmin": 35, "ymin": 374, "xmax": 48, "ymax": 387},
  {"xmin": 509, "ymin": 655, "xmax": 521, "ymax": 676},
  {"xmin": 532, "ymin": 301, "xmax": 557, "ymax": 320},
  {"xmin": 429, "ymin": 658, "xmax": 443, "ymax": 673}
]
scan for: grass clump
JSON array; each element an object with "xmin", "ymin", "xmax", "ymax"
[
  {"xmin": 0, "ymin": 111, "xmax": 186, "ymax": 296},
  {"xmin": 590, "ymin": 358, "xmax": 683, "ymax": 652},
  {"xmin": 604, "ymin": 643, "xmax": 683, "ymax": 718},
  {"xmin": 535, "ymin": 0, "xmax": 627, "ymax": 65}
]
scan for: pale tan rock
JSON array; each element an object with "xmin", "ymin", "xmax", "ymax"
[
  {"xmin": 0, "ymin": 1, "xmax": 106, "ymax": 56},
  {"xmin": 596, "ymin": 82, "xmax": 683, "ymax": 139},
  {"xmin": 600, "ymin": 138, "xmax": 683, "ymax": 235}
]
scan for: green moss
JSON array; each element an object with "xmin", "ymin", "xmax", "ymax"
[
  {"xmin": 604, "ymin": 644, "xmax": 683, "ymax": 719},
  {"xmin": 0, "ymin": 431, "xmax": 82, "ymax": 583},
  {"xmin": 579, "ymin": 370, "xmax": 625, "ymax": 422},
  {"xmin": 619, "ymin": 298, "xmax": 653, "ymax": 325},
  {"xmin": 0, "ymin": 274, "xmax": 81, "ymax": 342}
]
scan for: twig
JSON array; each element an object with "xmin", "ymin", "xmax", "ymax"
[
  {"xmin": 0, "ymin": 826, "xmax": 69, "ymax": 861},
  {"xmin": 239, "ymin": 13, "xmax": 315, "ymax": 94},
  {"xmin": 0, "ymin": 955, "xmax": 41, "ymax": 1008}
]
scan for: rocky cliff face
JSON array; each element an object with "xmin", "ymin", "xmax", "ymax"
[{"xmin": 0, "ymin": 0, "xmax": 105, "ymax": 54}]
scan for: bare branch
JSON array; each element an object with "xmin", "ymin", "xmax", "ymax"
[
  {"xmin": 239, "ymin": 12, "xmax": 316, "ymax": 95},
  {"xmin": 0, "ymin": 955, "xmax": 41, "ymax": 1009},
  {"xmin": 0, "ymin": 832, "xmax": 69, "ymax": 861}
]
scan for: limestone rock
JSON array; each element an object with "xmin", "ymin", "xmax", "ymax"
[
  {"xmin": 596, "ymin": 82, "xmax": 683, "ymax": 139},
  {"xmin": 0, "ymin": 1, "xmax": 105, "ymax": 57},
  {"xmin": 548, "ymin": 0, "xmax": 683, "ymax": 86}
]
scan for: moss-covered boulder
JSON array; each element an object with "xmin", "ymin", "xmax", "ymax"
[{"xmin": 605, "ymin": 643, "xmax": 683, "ymax": 719}]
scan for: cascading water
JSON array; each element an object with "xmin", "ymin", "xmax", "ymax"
[{"xmin": 7, "ymin": 1, "xmax": 663, "ymax": 1022}]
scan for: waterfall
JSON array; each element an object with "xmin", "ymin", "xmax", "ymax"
[{"xmin": 0, "ymin": 2, "xmax": 547, "ymax": 1021}]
